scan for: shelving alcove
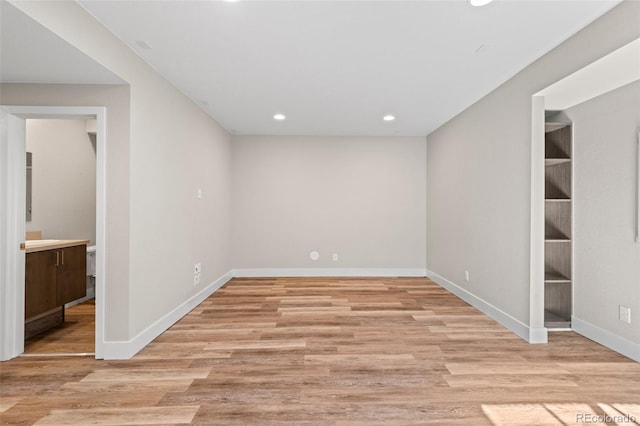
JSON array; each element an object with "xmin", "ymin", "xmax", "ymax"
[{"xmin": 544, "ymin": 122, "xmax": 572, "ymax": 329}]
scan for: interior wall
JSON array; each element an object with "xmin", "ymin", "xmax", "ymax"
[
  {"xmin": 564, "ymin": 80, "xmax": 640, "ymax": 344},
  {"xmin": 426, "ymin": 1, "xmax": 639, "ymax": 333},
  {"xmin": 232, "ymin": 136, "xmax": 427, "ymax": 272},
  {"xmin": 26, "ymin": 119, "xmax": 96, "ymax": 244},
  {"xmin": 9, "ymin": 0, "xmax": 233, "ymax": 342}
]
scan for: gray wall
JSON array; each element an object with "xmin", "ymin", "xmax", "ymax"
[
  {"xmin": 10, "ymin": 0, "xmax": 234, "ymax": 344},
  {"xmin": 26, "ymin": 119, "xmax": 96, "ymax": 244},
  {"xmin": 232, "ymin": 136, "xmax": 427, "ymax": 272},
  {"xmin": 566, "ymin": 81, "xmax": 640, "ymax": 344},
  {"xmin": 426, "ymin": 1, "xmax": 639, "ymax": 339}
]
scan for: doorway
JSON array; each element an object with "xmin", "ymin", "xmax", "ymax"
[
  {"xmin": 529, "ymin": 37, "xmax": 640, "ymax": 349},
  {"xmin": 22, "ymin": 118, "xmax": 97, "ymax": 355},
  {"xmin": 0, "ymin": 106, "xmax": 106, "ymax": 360}
]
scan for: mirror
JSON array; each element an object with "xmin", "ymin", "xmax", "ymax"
[{"xmin": 26, "ymin": 151, "xmax": 32, "ymax": 221}]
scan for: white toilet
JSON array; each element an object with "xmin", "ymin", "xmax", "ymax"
[
  {"xmin": 86, "ymin": 245, "xmax": 96, "ymax": 298},
  {"xmin": 64, "ymin": 245, "xmax": 96, "ymax": 308}
]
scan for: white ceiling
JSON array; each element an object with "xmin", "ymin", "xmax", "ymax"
[
  {"xmin": 3, "ymin": 0, "xmax": 622, "ymax": 136},
  {"xmin": 0, "ymin": 1, "xmax": 124, "ymax": 85}
]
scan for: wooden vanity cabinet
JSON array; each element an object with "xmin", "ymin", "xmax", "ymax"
[
  {"xmin": 25, "ymin": 244, "xmax": 87, "ymax": 320},
  {"xmin": 56, "ymin": 245, "xmax": 87, "ymax": 306},
  {"xmin": 25, "ymin": 250, "xmax": 58, "ymax": 318}
]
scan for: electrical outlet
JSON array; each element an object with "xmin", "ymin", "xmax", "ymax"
[
  {"xmin": 332, "ymin": 253, "xmax": 338, "ymax": 261},
  {"xmin": 619, "ymin": 305, "xmax": 631, "ymax": 324},
  {"xmin": 464, "ymin": 270, "xmax": 470, "ymax": 282},
  {"xmin": 193, "ymin": 263, "xmax": 202, "ymax": 286},
  {"xmin": 197, "ymin": 188, "xmax": 203, "ymax": 199}
]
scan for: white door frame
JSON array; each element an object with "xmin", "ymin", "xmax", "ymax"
[
  {"xmin": 528, "ymin": 95, "xmax": 548, "ymax": 344},
  {"xmin": 0, "ymin": 105, "xmax": 106, "ymax": 360}
]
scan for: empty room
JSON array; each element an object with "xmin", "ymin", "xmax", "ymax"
[{"xmin": 1, "ymin": 0, "xmax": 639, "ymax": 424}]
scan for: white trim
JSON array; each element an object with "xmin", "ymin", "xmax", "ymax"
[
  {"xmin": 101, "ymin": 268, "xmax": 425, "ymax": 359},
  {"xmin": 425, "ymin": 134, "xmax": 429, "ymax": 276},
  {"xmin": 101, "ymin": 271, "xmax": 233, "ymax": 360},
  {"xmin": 570, "ymin": 123, "xmax": 576, "ymax": 320},
  {"xmin": 0, "ymin": 105, "xmax": 106, "ymax": 361},
  {"xmin": 572, "ymin": 316, "xmax": 640, "ymax": 362},
  {"xmin": 0, "ymin": 110, "xmax": 26, "ymax": 361},
  {"xmin": 427, "ymin": 269, "xmax": 547, "ymax": 343},
  {"xmin": 529, "ymin": 95, "xmax": 547, "ymax": 341},
  {"xmin": 636, "ymin": 130, "xmax": 639, "ymax": 244},
  {"xmin": 93, "ymin": 108, "xmax": 106, "ymax": 359},
  {"xmin": 233, "ymin": 268, "xmax": 427, "ymax": 278},
  {"xmin": 528, "ymin": 326, "xmax": 549, "ymax": 343}
]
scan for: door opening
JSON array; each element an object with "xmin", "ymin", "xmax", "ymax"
[
  {"xmin": 0, "ymin": 106, "xmax": 106, "ymax": 361},
  {"xmin": 22, "ymin": 118, "xmax": 97, "ymax": 356}
]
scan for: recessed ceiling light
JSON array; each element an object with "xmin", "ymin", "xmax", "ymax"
[
  {"xmin": 383, "ymin": 115, "xmax": 395, "ymax": 122},
  {"xmin": 469, "ymin": 0, "xmax": 493, "ymax": 6},
  {"xmin": 274, "ymin": 114, "xmax": 286, "ymax": 120}
]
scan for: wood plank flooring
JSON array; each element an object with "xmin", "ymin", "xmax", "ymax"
[
  {"xmin": 23, "ymin": 299, "xmax": 95, "ymax": 355},
  {"xmin": 2, "ymin": 277, "xmax": 639, "ymax": 425}
]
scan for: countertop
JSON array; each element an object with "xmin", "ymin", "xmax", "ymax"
[{"xmin": 21, "ymin": 239, "xmax": 91, "ymax": 253}]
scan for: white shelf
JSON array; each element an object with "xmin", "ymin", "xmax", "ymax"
[
  {"xmin": 544, "ymin": 272, "xmax": 571, "ymax": 283},
  {"xmin": 545, "ymin": 122, "xmax": 571, "ymax": 133},
  {"xmin": 545, "ymin": 158, "xmax": 571, "ymax": 166},
  {"xmin": 544, "ymin": 310, "xmax": 571, "ymax": 329}
]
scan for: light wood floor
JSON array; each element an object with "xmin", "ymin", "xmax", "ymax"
[
  {"xmin": 23, "ymin": 299, "xmax": 95, "ymax": 355},
  {"xmin": 1, "ymin": 277, "xmax": 639, "ymax": 425}
]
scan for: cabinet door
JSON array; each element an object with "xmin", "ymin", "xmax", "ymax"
[
  {"xmin": 56, "ymin": 245, "xmax": 87, "ymax": 305},
  {"xmin": 25, "ymin": 250, "xmax": 57, "ymax": 319}
]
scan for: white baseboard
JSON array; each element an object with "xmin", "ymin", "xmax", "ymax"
[
  {"xmin": 528, "ymin": 326, "xmax": 549, "ymax": 344},
  {"xmin": 572, "ymin": 316, "xmax": 640, "ymax": 362},
  {"xmin": 101, "ymin": 270, "xmax": 233, "ymax": 360},
  {"xmin": 94, "ymin": 269, "xmax": 640, "ymax": 362},
  {"xmin": 100, "ymin": 268, "xmax": 426, "ymax": 360},
  {"xmin": 426, "ymin": 269, "xmax": 541, "ymax": 343},
  {"xmin": 233, "ymin": 268, "xmax": 427, "ymax": 278}
]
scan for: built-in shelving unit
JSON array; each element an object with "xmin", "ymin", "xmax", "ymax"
[{"xmin": 544, "ymin": 122, "xmax": 572, "ymax": 329}]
